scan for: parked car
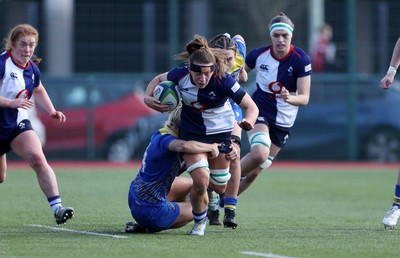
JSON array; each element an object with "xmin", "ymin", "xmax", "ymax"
[
  {"xmin": 36, "ymin": 75, "xmax": 156, "ymax": 162},
  {"xmin": 241, "ymin": 74, "xmax": 400, "ymax": 162}
]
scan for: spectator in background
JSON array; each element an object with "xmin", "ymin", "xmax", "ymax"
[
  {"xmin": 0, "ymin": 24, "xmax": 74, "ymax": 225},
  {"xmin": 380, "ymin": 37, "xmax": 400, "ymax": 228},
  {"xmin": 310, "ymin": 23, "xmax": 336, "ymax": 73}
]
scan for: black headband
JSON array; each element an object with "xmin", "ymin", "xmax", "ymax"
[{"xmin": 190, "ymin": 63, "xmax": 215, "ymax": 73}]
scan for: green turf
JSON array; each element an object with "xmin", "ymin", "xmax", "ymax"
[{"xmin": 0, "ymin": 165, "xmax": 399, "ymax": 258}]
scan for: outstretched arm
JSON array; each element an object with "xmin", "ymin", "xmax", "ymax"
[
  {"xmin": 169, "ymin": 140, "xmax": 220, "ymax": 159},
  {"xmin": 34, "ymin": 82, "xmax": 66, "ymax": 123}
]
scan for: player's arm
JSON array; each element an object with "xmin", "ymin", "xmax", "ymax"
[
  {"xmin": 381, "ymin": 37, "xmax": 400, "ymax": 89},
  {"xmin": 237, "ymin": 92, "xmax": 258, "ymax": 131},
  {"xmin": 279, "ymin": 75, "xmax": 311, "ymax": 106},
  {"xmin": 169, "ymin": 140, "xmax": 220, "ymax": 159},
  {"xmin": 0, "ymin": 96, "xmax": 33, "ymax": 109},
  {"xmin": 144, "ymin": 72, "xmax": 170, "ymax": 112},
  {"xmin": 33, "ymin": 82, "xmax": 66, "ymax": 123}
]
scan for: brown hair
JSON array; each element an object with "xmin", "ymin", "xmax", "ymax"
[
  {"xmin": 208, "ymin": 34, "xmax": 237, "ymax": 52},
  {"xmin": 268, "ymin": 12, "xmax": 294, "ymax": 30},
  {"xmin": 175, "ymin": 35, "xmax": 228, "ymax": 78}
]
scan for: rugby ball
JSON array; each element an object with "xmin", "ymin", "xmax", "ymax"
[{"xmin": 153, "ymin": 81, "xmax": 181, "ymax": 111}]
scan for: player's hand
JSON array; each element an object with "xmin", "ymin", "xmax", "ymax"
[
  {"xmin": 380, "ymin": 74, "xmax": 395, "ymax": 89},
  {"xmin": 51, "ymin": 110, "xmax": 66, "ymax": 124},
  {"xmin": 208, "ymin": 143, "xmax": 220, "ymax": 159},
  {"xmin": 10, "ymin": 98, "xmax": 34, "ymax": 110},
  {"xmin": 278, "ymin": 86, "xmax": 291, "ymax": 102},
  {"xmin": 225, "ymin": 145, "xmax": 238, "ymax": 161},
  {"xmin": 238, "ymin": 119, "xmax": 253, "ymax": 131},
  {"xmin": 144, "ymin": 96, "xmax": 170, "ymax": 113}
]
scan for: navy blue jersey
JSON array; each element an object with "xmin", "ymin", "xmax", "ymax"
[
  {"xmin": 246, "ymin": 44, "xmax": 311, "ymax": 127},
  {"xmin": 0, "ymin": 50, "xmax": 41, "ymax": 140},
  {"xmin": 167, "ymin": 67, "xmax": 246, "ymax": 136}
]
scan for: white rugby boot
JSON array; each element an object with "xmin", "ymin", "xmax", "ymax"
[{"xmin": 383, "ymin": 206, "xmax": 400, "ymax": 228}]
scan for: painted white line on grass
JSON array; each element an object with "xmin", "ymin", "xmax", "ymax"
[
  {"xmin": 26, "ymin": 224, "xmax": 128, "ymax": 239},
  {"xmin": 241, "ymin": 251, "xmax": 299, "ymax": 258}
]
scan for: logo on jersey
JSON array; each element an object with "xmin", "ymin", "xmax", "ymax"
[
  {"xmin": 288, "ymin": 66, "xmax": 293, "ymax": 76},
  {"xmin": 260, "ymin": 64, "xmax": 269, "ymax": 71},
  {"xmin": 268, "ymin": 81, "xmax": 284, "ymax": 94},
  {"xmin": 16, "ymin": 89, "xmax": 29, "ymax": 99},
  {"xmin": 10, "ymin": 72, "xmax": 18, "ymax": 79},
  {"xmin": 209, "ymin": 91, "xmax": 216, "ymax": 99}
]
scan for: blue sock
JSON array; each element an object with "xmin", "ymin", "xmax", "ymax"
[
  {"xmin": 393, "ymin": 184, "xmax": 400, "ymax": 207},
  {"xmin": 48, "ymin": 195, "xmax": 62, "ymax": 213},
  {"xmin": 192, "ymin": 210, "xmax": 207, "ymax": 223},
  {"xmin": 224, "ymin": 196, "xmax": 238, "ymax": 211}
]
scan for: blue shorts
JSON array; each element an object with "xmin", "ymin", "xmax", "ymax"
[
  {"xmin": 128, "ymin": 191, "xmax": 180, "ymax": 233},
  {"xmin": 255, "ymin": 116, "xmax": 291, "ymax": 148},
  {"xmin": 230, "ymin": 99, "xmax": 243, "ymax": 121},
  {"xmin": 0, "ymin": 119, "xmax": 33, "ymax": 155}
]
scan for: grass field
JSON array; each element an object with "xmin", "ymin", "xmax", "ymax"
[{"xmin": 1, "ymin": 161, "xmax": 400, "ymax": 258}]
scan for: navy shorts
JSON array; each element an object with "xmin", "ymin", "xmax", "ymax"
[
  {"xmin": 255, "ymin": 116, "xmax": 291, "ymax": 148},
  {"xmin": 179, "ymin": 131, "xmax": 232, "ymax": 154},
  {"xmin": 0, "ymin": 119, "xmax": 33, "ymax": 156},
  {"xmin": 128, "ymin": 191, "xmax": 180, "ymax": 233}
]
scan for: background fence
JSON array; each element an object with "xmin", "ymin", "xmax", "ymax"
[{"xmin": 1, "ymin": 0, "xmax": 400, "ymax": 162}]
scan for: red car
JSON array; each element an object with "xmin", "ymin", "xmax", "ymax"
[{"xmin": 37, "ymin": 76, "xmax": 156, "ymax": 161}]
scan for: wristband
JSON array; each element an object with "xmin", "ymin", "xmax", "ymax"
[{"xmin": 387, "ymin": 66, "xmax": 397, "ymax": 76}]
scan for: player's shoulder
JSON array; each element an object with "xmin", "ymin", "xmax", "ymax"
[{"xmin": 292, "ymin": 45, "xmax": 311, "ymax": 59}]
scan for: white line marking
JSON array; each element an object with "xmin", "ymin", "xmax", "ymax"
[
  {"xmin": 26, "ymin": 224, "xmax": 128, "ymax": 239},
  {"xmin": 241, "ymin": 251, "xmax": 299, "ymax": 258}
]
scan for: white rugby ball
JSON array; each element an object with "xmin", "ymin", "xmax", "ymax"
[{"xmin": 153, "ymin": 81, "xmax": 181, "ymax": 111}]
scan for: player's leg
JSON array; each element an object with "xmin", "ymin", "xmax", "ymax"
[
  {"xmin": 239, "ymin": 144, "xmax": 281, "ymax": 195},
  {"xmin": 383, "ymin": 170, "xmax": 400, "ymax": 228},
  {"xmin": 172, "ymin": 202, "xmax": 193, "ymax": 228},
  {"xmin": 240, "ymin": 123, "xmax": 271, "ymax": 176},
  {"xmin": 221, "ymin": 129, "xmax": 242, "ymax": 229},
  {"xmin": 0, "ymin": 154, "xmax": 7, "ymax": 183},
  {"xmin": 11, "ymin": 127, "xmax": 74, "ymax": 224},
  {"xmin": 167, "ymin": 176, "xmax": 192, "ymax": 202},
  {"xmin": 184, "ymin": 153, "xmax": 211, "ymax": 235}
]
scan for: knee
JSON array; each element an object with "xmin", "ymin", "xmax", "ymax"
[
  {"xmin": 249, "ymin": 151, "xmax": 269, "ymax": 166},
  {"xmin": 26, "ymin": 152, "xmax": 47, "ymax": 171},
  {"xmin": 191, "ymin": 180, "xmax": 208, "ymax": 195}
]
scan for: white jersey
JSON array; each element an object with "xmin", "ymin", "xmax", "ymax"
[
  {"xmin": 246, "ymin": 44, "xmax": 312, "ymax": 127},
  {"xmin": 0, "ymin": 50, "xmax": 40, "ymax": 139}
]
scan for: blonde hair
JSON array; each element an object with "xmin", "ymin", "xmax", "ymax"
[
  {"xmin": 164, "ymin": 103, "xmax": 182, "ymax": 134},
  {"xmin": 175, "ymin": 35, "xmax": 228, "ymax": 78}
]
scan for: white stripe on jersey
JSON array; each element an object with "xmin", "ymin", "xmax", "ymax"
[{"xmin": 202, "ymin": 100, "xmax": 234, "ymax": 134}]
